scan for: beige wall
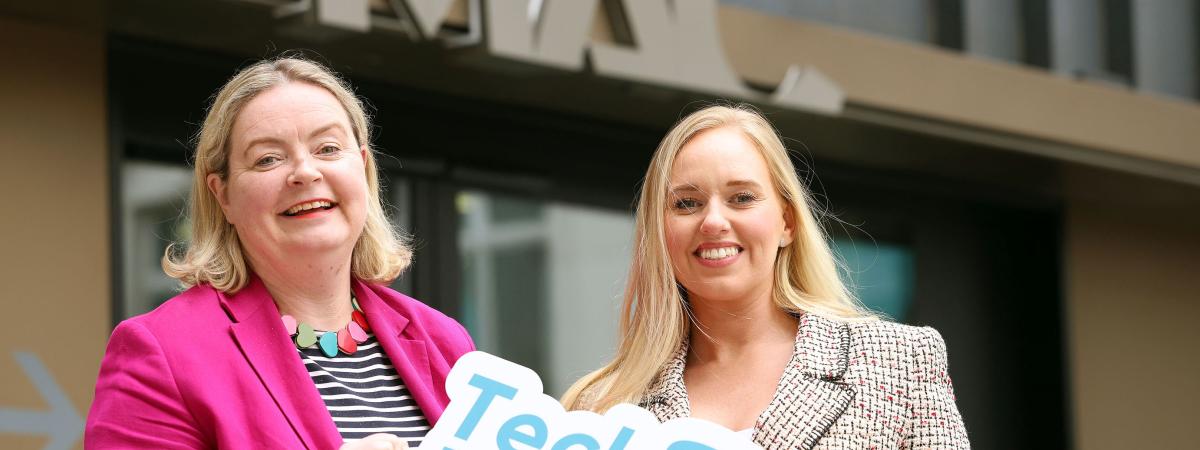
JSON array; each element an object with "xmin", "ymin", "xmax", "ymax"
[
  {"xmin": 1066, "ymin": 169, "xmax": 1200, "ymax": 449},
  {"xmin": 0, "ymin": 16, "xmax": 107, "ymax": 450}
]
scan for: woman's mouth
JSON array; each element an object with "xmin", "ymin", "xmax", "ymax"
[
  {"xmin": 694, "ymin": 245, "xmax": 743, "ymax": 267},
  {"xmin": 697, "ymin": 246, "xmax": 742, "ymax": 260},
  {"xmin": 282, "ymin": 200, "xmax": 337, "ymax": 217}
]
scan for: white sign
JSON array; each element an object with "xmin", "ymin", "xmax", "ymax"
[
  {"xmin": 262, "ymin": 0, "xmax": 844, "ymax": 115},
  {"xmin": 419, "ymin": 351, "xmax": 761, "ymax": 450}
]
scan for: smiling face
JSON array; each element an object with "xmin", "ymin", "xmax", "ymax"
[
  {"xmin": 207, "ymin": 81, "xmax": 369, "ymax": 270},
  {"xmin": 664, "ymin": 126, "xmax": 794, "ymax": 305}
]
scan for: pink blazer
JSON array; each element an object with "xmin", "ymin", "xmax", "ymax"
[{"xmin": 85, "ymin": 276, "xmax": 475, "ymax": 449}]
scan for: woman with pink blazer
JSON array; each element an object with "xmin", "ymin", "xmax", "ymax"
[{"xmin": 86, "ymin": 57, "xmax": 473, "ymax": 450}]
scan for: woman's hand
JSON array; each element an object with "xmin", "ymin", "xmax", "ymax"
[{"xmin": 338, "ymin": 433, "xmax": 410, "ymax": 450}]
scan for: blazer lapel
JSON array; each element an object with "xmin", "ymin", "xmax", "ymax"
[
  {"xmin": 223, "ymin": 277, "xmax": 343, "ymax": 450},
  {"xmin": 351, "ymin": 281, "xmax": 440, "ymax": 423},
  {"xmin": 640, "ymin": 314, "xmax": 855, "ymax": 450},
  {"xmin": 753, "ymin": 314, "xmax": 855, "ymax": 450},
  {"xmin": 639, "ymin": 343, "xmax": 691, "ymax": 422}
]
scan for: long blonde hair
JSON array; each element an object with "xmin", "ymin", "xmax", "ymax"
[
  {"xmin": 561, "ymin": 105, "xmax": 873, "ymax": 412},
  {"xmin": 163, "ymin": 56, "xmax": 412, "ymax": 293}
]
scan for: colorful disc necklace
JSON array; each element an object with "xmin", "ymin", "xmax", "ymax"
[{"xmin": 281, "ymin": 294, "xmax": 371, "ymax": 358}]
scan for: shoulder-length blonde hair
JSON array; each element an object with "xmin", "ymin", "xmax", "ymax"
[
  {"xmin": 562, "ymin": 104, "xmax": 874, "ymax": 412},
  {"xmin": 163, "ymin": 56, "xmax": 411, "ymax": 293}
]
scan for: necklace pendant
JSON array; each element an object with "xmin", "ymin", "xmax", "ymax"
[
  {"xmin": 318, "ymin": 332, "xmax": 339, "ymax": 357},
  {"xmin": 281, "ymin": 315, "xmax": 298, "ymax": 335},
  {"xmin": 348, "ymin": 321, "xmax": 368, "ymax": 344},
  {"xmin": 296, "ymin": 323, "xmax": 317, "ymax": 348},
  {"xmin": 351, "ymin": 310, "xmax": 370, "ymax": 333},
  {"xmin": 283, "ymin": 293, "xmax": 366, "ymax": 357},
  {"xmin": 337, "ymin": 328, "xmax": 358, "ymax": 354}
]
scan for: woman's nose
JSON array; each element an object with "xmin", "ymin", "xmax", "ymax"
[
  {"xmin": 699, "ymin": 203, "xmax": 730, "ymax": 236},
  {"xmin": 287, "ymin": 155, "xmax": 322, "ymax": 185}
]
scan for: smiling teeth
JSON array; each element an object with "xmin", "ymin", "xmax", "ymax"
[
  {"xmin": 286, "ymin": 201, "xmax": 332, "ymax": 215},
  {"xmin": 699, "ymin": 247, "xmax": 740, "ymax": 260}
]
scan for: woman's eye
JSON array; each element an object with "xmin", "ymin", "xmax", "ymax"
[
  {"xmin": 732, "ymin": 192, "xmax": 760, "ymax": 205},
  {"xmin": 672, "ymin": 198, "xmax": 701, "ymax": 212},
  {"xmin": 317, "ymin": 145, "xmax": 341, "ymax": 155},
  {"xmin": 254, "ymin": 155, "xmax": 280, "ymax": 167}
]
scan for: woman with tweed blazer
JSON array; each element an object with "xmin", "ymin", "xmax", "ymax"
[{"xmin": 562, "ymin": 105, "xmax": 969, "ymax": 449}]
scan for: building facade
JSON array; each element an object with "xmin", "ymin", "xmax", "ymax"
[{"xmin": 2, "ymin": 1, "xmax": 1198, "ymax": 449}]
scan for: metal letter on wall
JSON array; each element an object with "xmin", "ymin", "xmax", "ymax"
[
  {"xmin": 485, "ymin": 0, "xmax": 599, "ymax": 70},
  {"xmin": 590, "ymin": 0, "xmax": 744, "ymax": 99},
  {"xmin": 590, "ymin": 0, "xmax": 844, "ymax": 115},
  {"xmin": 765, "ymin": 65, "xmax": 844, "ymax": 115},
  {"xmin": 243, "ymin": 0, "xmax": 845, "ymax": 115},
  {"xmin": 316, "ymin": 0, "xmax": 371, "ymax": 32},
  {"xmin": 405, "ymin": 0, "xmax": 458, "ymax": 38}
]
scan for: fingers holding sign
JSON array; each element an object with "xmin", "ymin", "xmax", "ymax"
[{"xmin": 339, "ymin": 433, "xmax": 410, "ymax": 450}]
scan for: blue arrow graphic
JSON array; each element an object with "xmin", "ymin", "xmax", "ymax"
[{"xmin": 0, "ymin": 352, "xmax": 83, "ymax": 450}]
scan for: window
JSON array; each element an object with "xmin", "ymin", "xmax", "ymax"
[
  {"xmin": 120, "ymin": 161, "xmax": 192, "ymax": 317},
  {"xmin": 832, "ymin": 238, "xmax": 916, "ymax": 321},
  {"xmin": 1051, "ymin": 0, "xmax": 1134, "ymax": 85},
  {"xmin": 964, "ymin": 0, "xmax": 1021, "ymax": 62},
  {"xmin": 1131, "ymin": 0, "xmax": 1198, "ymax": 99},
  {"xmin": 457, "ymin": 190, "xmax": 633, "ymax": 396},
  {"xmin": 721, "ymin": 0, "xmax": 936, "ymax": 46}
]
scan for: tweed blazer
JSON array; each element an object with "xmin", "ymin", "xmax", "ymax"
[{"xmin": 639, "ymin": 313, "xmax": 969, "ymax": 449}]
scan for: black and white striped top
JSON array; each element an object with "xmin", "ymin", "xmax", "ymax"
[{"xmin": 297, "ymin": 332, "xmax": 431, "ymax": 446}]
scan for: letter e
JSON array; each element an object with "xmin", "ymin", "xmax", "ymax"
[
  {"xmin": 496, "ymin": 414, "xmax": 548, "ymax": 450},
  {"xmin": 551, "ymin": 433, "xmax": 600, "ymax": 450}
]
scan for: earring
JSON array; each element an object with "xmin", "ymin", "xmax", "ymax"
[{"xmin": 779, "ymin": 238, "xmax": 788, "ymax": 248}]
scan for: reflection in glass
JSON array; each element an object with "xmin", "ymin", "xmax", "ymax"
[
  {"xmin": 385, "ymin": 178, "xmax": 413, "ymax": 294},
  {"xmin": 121, "ymin": 161, "xmax": 192, "ymax": 317},
  {"xmin": 832, "ymin": 238, "xmax": 915, "ymax": 321},
  {"xmin": 458, "ymin": 191, "xmax": 633, "ymax": 396}
]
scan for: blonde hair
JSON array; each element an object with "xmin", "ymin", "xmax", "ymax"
[
  {"xmin": 561, "ymin": 105, "xmax": 874, "ymax": 412},
  {"xmin": 163, "ymin": 56, "xmax": 412, "ymax": 293}
]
